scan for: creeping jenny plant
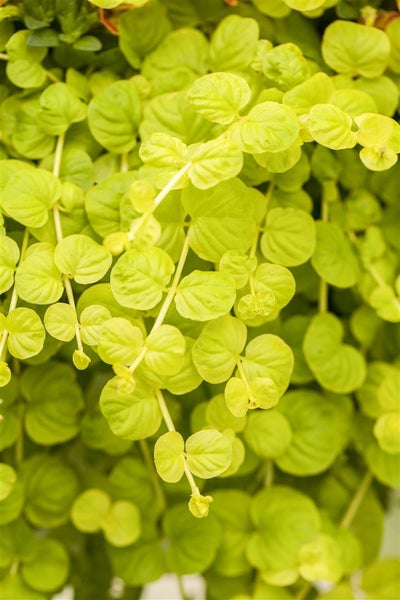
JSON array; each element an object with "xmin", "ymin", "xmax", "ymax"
[{"xmin": 0, "ymin": 0, "xmax": 399, "ymax": 598}]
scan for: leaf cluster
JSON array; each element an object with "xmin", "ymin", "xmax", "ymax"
[{"xmin": 0, "ymin": 1, "xmax": 399, "ymax": 599}]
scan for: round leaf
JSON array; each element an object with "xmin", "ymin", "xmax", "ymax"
[
  {"xmin": 261, "ymin": 207, "xmax": 316, "ymax": 266},
  {"xmin": 88, "ymin": 80, "xmax": 142, "ymax": 153},
  {"xmin": 44, "ymin": 303, "xmax": 76, "ymax": 342},
  {"xmin": 144, "ymin": 324, "xmax": 185, "ymax": 376},
  {"xmin": 100, "ymin": 377, "xmax": 162, "ymax": 441},
  {"xmin": 175, "ymin": 271, "xmax": 236, "ymax": 322},
  {"xmin": 110, "ymin": 247, "xmax": 174, "ymax": 310},
  {"xmin": 101, "ymin": 500, "xmax": 141, "ymax": 547},
  {"xmin": 6, "ymin": 308, "xmax": 45, "ymax": 360},
  {"xmin": 188, "ymin": 72, "xmax": 251, "ymax": 125},
  {"xmin": 192, "ymin": 316, "xmax": 247, "ymax": 384},
  {"xmin": 186, "ymin": 429, "xmax": 232, "ymax": 479},
  {"xmin": 154, "ymin": 431, "xmax": 185, "ymax": 483},
  {"xmin": 0, "ymin": 236, "xmax": 19, "ymax": 295},
  {"xmin": 71, "ymin": 488, "xmax": 111, "ymax": 533},
  {"xmin": 311, "ymin": 221, "xmax": 361, "ymax": 288},
  {"xmin": 1, "ymin": 168, "xmax": 61, "ymax": 228},
  {"xmin": 244, "ymin": 411, "xmax": 292, "ymax": 459},
  {"xmin": 322, "ymin": 20, "xmax": 390, "ymax": 78},
  {"xmin": 54, "ymin": 234, "xmax": 112, "ymax": 284},
  {"xmin": 303, "ymin": 312, "xmax": 367, "ymax": 394},
  {"xmin": 97, "ymin": 318, "xmax": 144, "ymax": 365}
]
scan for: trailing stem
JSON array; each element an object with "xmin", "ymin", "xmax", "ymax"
[
  {"xmin": 318, "ymin": 196, "xmax": 330, "ymax": 313},
  {"xmin": 52, "ymin": 134, "xmax": 85, "ymax": 355}
]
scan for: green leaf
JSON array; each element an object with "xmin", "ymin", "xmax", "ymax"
[
  {"xmin": 276, "ymin": 390, "xmax": 346, "ymax": 475},
  {"xmin": 205, "ymin": 393, "xmax": 247, "ymax": 433},
  {"xmin": 0, "ymin": 236, "xmax": 19, "ymax": 294},
  {"xmin": 261, "ymin": 207, "xmax": 316, "ymax": 266},
  {"xmin": 162, "ymin": 336, "xmax": 202, "ymax": 395},
  {"xmin": 0, "ymin": 464, "xmax": 16, "ymax": 501},
  {"xmin": 21, "ymin": 538, "xmax": 70, "ymax": 593},
  {"xmin": 110, "ymin": 247, "xmax": 174, "ymax": 310},
  {"xmin": 109, "ymin": 539, "xmax": 165, "ymax": 586},
  {"xmin": 100, "ymin": 376, "xmax": 162, "ymax": 440},
  {"xmin": 299, "ymin": 534, "xmax": 344, "ymax": 583},
  {"xmin": 311, "ymin": 221, "xmax": 361, "ymax": 288},
  {"xmin": 183, "ymin": 178, "xmax": 258, "ymax": 262},
  {"xmin": 373, "ymin": 412, "xmax": 400, "ymax": 455},
  {"xmin": 88, "ymin": 80, "xmax": 142, "ymax": 153},
  {"xmin": 1, "ymin": 167, "xmax": 61, "ymax": 227},
  {"xmin": 322, "ymin": 21, "xmax": 390, "ymax": 78},
  {"xmin": 15, "ymin": 243, "xmax": 63, "ymax": 305},
  {"xmin": 54, "ymin": 234, "xmax": 112, "ymax": 284},
  {"xmin": 209, "ymin": 15, "xmax": 259, "ymax": 72},
  {"xmin": 5, "ymin": 30, "xmax": 47, "ymax": 88},
  {"xmin": 244, "ymin": 410, "xmax": 292, "ymax": 459},
  {"xmin": 21, "ymin": 362, "xmax": 84, "ymax": 445},
  {"xmin": 303, "ymin": 312, "xmax": 367, "ymax": 394},
  {"xmin": 139, "ymin": 132, "xmax": 186, "ymax": 169},
  {"xmin": 187, "ymin": 138, "xmax": 243, "ymax": 189},
  {"xmin": 0, "ymin": 478, "xmax": 24, "ymax": 525},
  {"xmin": 283, "ymin": 72, "xmax": 335, "ymax": 115},
  {"xmin": 101, "ymin": 500, "xmax": 141, "ymax": 547},
  {"xmin": 186, "ymin": 429, "xmax": 232, "ymax": 478},
  {"xmin": 39, "ymin": 82, "xmax": 86, "ymax": 135},
  {"xmin": 361, "ymin": 559, "xmax": 400, "ymax": 599},
  {"xmin": 21, "ymin": 454, "xmax": 79, "ymax": 528},
  {"xmin": 187, "ymin": 73, "xmax": 251, "ymax": 125},
  {"xmin": 119, "ymin": 0, "xmax": 171, "ymax": 69},
  {"xmin": 219, "ymin": 250, "xmax": 257, "ymax": 289},
  {"xmin": 154, "ymin": 431, "xmax": 185, "ymax": 483},
  {"xmin": 97, "ymin": 318, "xmax": 144, "ymax": 365},
  {"xmin": 308, "ymin": 104, "xmax": 357, "ymax": 150},
  {"xmin": 144, "ymin": 324, "xmax": 185, "ymax": 376},
  {"xmin": 0, "ymin": 574, "xmax": 46, "ymax": 600},
  {"xmin": 71, "ymin": 488, "xmax": 111, "ymax": 533},
  {"xmin": 80, "ymin": 304, "xmax": 112, "ymax": 346},
  {"xmin": 262, "ymin": 43, "xmax": 310, "ymax": 90},
  {"xmin": 192, "ymin": 315, "xmax": 247, "ymax": 384},
  {"xmin": 242, "ymin": 334, "xmax": 294, "ymax": 397},
  {"xmin": 163, "ymin": 503, "xmax": 221, "ymax": 573},
  {"xmin": 248, "ymin": 485, "xmax": 320, "ymax": 576},
  {"xmin": 6, "ymin": 308, "xmax": 45, "ymax": 359},
  {"xmin": 44, "ymin": 303, "xmax": 76, "ymax": 342},
  {"xmin": 231, "ymin": 102, "xmax": 300, "ymax": 154},
  {"xmin": 175, "ymin": 270, "xmax": 236, "ymax": 322}
]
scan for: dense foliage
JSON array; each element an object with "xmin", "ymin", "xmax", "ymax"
[{"xmin": 0, "ymin": 0, "xmax": 399, "ymax": 599}]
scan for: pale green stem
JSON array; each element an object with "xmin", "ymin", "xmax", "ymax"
[
  {"xmin": 183, "ymin": 462, "xmax": 201, "ymax": 496},
  {"xmin": 128, "ymin": 234, "xmax": 190, "ymax": 375},
  {"xmin": 153, "ymin": 163, "xmax": 191, "ymax": 208},
  {"xmin": 155, "ymin": 388, "xmax": 175, "ymax": 432},
  {"xmin": 46, "ymin": 70, "xmax": 60, "ymax": 83},
  {"xmin": 340, "ymin": 470, "xmax": 373, "ymax": 529},
  {"xmin": 155, "ymin": 389, "xmax": 200, "ymax": 497},
  {"xmin": 0, "ymin": 52, "xmax": 8, "ymax": 60},
  {"xmin": 294, "ymin": 470, "xmax": 373, "ymax": 600},
  {"xmin": 53, "ymin": 132, "xmax": 65, "ymax": 178},
  {"xmin": 152, "ymin": 234, "xmax": 190, "ymax": 330},
  {"xmin": 0, "ymin": 229, "xmax": 30, "ymax": 361},
  {"xmin": 120, "ymin": 152, "xmax": 129, "ymax": 173},
  {"xmin": 9, "ymin": 559, "xmax": 19, "ymax": 576},
  {"xmin": 52, "ymin": 134, "xmax": 84, "ymax": 354},
  {"xmin": 264, "ymin": 459, "xmax": 274, "ymax": 487},
  {"xmin": 177, "ymin": 575, "xmax": 189, "ymax": 600}
]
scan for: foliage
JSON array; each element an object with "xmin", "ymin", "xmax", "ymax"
[{"xmin": 0, "ymin": 0, "xmax": 399, "ymax": 599}]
